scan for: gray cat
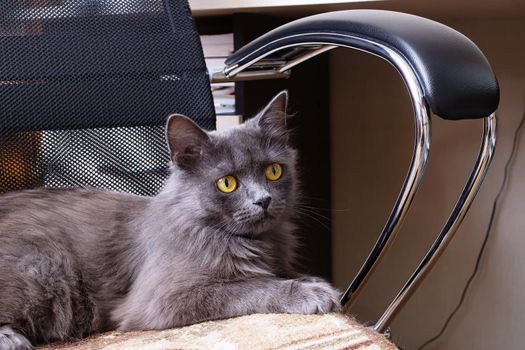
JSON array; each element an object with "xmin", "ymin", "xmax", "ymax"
[{"xmin": 0, "ymin": 91, "xmax": 340, "ymax": 350}]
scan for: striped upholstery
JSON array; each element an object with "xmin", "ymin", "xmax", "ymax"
[{"xmin": 39, "ymin": 313, "xmax": 396, "ymax": 350}]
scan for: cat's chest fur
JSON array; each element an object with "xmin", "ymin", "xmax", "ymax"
[{"xmin": 137, "ymin": 200, "xmax": 294, "ymax": 281}]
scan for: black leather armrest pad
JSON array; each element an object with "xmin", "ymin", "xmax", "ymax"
[{"xmin": 226, "ymin": 10, "xmax": 499, "ymax": 120}]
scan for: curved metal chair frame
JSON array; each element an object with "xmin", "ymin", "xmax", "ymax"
[{"xmin": 212, "ymin": 15, "xmax": 498, "ymax": 332}]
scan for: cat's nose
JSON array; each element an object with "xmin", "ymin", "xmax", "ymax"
[{"xmin": 253, "ymin": 196, "xmax": 272, "ymax": 210}]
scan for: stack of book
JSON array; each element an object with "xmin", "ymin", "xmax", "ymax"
[{"xmin": 200, "ymin": 33, "xmax": 243, "ymax": 130}]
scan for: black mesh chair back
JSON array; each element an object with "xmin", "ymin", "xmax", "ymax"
[{"xmin": 0, "ymin": 0, "xmax": 215, "ymax": 195}]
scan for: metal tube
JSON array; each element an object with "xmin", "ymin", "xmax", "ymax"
[
  {"xmin": 340, "ymin": 46, "xmax": 432, "ymax": 311},
  {"xmin": 373, "ymin": 113, "xmax": 497, "ymax": 332},
  {"xmin": 277, "ymin": 45, "xmax": 337, "ymax": 73},
  {"xmin": 210, "ymin": 70, "xmax": 290, "ymax": 83}
]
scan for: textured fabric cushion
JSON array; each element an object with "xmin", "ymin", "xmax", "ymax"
[{"xmin": 38, "ymin": 313, "xmax": 396, "ymax": 350}]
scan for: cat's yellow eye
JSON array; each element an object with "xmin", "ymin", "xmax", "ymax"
[
  {"xmin": 216, "ymin": 175, "xmax": 238, "ymax": 193},
  {"xmin": 265, "ymin": 163, "xmax": 283, "ymax": 181}
]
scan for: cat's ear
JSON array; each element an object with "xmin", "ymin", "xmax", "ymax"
[
  {"xmin": 166, "ymin": 114, "xmax": 210, "ymax": 169},
  {"xmin": 255, "ymin": 90, "xmax": 289, "ymax": 140}
]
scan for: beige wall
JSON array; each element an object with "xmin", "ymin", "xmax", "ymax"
[{"xmin": 331, "ymin": 18, "xmax": 525, "ymax": 349}]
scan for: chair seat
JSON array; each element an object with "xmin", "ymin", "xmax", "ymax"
[{"xmin": 38, "ymin": 313, "xmax": 396, "ymax": 350}]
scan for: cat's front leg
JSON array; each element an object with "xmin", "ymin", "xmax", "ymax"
[
  {"xmin": 191, "ymin": 276, "xmax": 342, "ymax": 322},
  {"xmin": 278, "ymin": 276, "xmax": 342, "ymax": 314},
  {"xmin": 118, "ymin": 276, "xmax": 341, "ymax": 330}
]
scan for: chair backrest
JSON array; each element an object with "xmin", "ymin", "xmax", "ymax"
[{"xmin": 0, "ymin": 0, "xmax": 215, "ymax": 195}]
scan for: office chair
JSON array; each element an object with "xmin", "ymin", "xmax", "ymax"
[{"xmin": 0, "ymin": 0, "xmax": 499, "ymax": 348}]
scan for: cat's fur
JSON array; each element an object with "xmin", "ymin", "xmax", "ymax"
[{"xmin": 0, "ymin": 91, "xmax": 340, "ymax": 350}]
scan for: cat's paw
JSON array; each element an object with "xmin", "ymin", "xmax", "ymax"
[
  {"xmin": 0, "ymin": 326, "xmax": 34, "ymax": 350},
  {"xmin": 280, "ymin": 277, "xmax": 341, "ymax": 314}
]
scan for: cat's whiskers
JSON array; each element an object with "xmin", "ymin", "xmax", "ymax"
[
  {"xmin": 295, "ymin": 199, "xmax": 351, "ymax": 213},
  {"xmin": 290, "ymin": 205, "xmax": 331, "ymax": 231},
  {"xmin": 294, "ymin": 205, "xmax": 332, "ymax": 220}
]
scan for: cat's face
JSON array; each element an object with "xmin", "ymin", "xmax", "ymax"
[{"xmin": 164, "ymin": 91, "xmax": 298, "ymax": 236}]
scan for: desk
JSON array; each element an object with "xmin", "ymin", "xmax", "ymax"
[{"xmin": 190, "ymin": 0, "xmax": 525, "ymax": 19}]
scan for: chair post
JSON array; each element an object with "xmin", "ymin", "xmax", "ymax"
[
  {"xmin": 340, "ymin": 45, "xmax": 432, "ymax": 311},
  {"xmin": 373, "ymin": 113, "xmax": 497, "ymax": 332}
]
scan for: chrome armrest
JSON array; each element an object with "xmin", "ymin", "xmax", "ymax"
[{"xmin": 217, "ymin": 10, "xmax": 499, "ymax": 331}]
